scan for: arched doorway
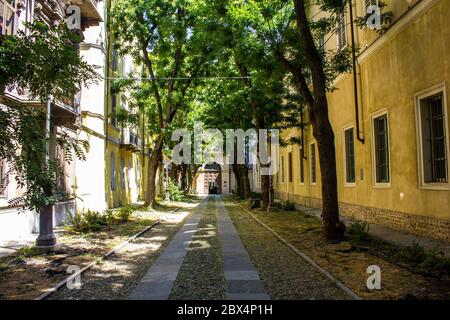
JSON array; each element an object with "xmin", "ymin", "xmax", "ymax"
[{"xmin": 203, "ymin": 163, "xmax": 222, "ymax": 194}]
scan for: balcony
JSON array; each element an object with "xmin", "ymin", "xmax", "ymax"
[
  {"xmin": 120, "ymin": 128, "xmax": 142, "ymax": 153},
  {"xmin": 0, "ymin": 88, "xmax": 81, "ymax": 129},
  {"xmin": 64, "ymin": 0, "xmax": 103, "ymax": 30}
]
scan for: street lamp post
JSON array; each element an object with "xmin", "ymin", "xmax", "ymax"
[
  {"xmin": 164, "ymin": 145, "xmax": 170, "ymax": 202},
  {"xmin": 36, "ymin": 97, "xmax": 56, "ymax": 249},
  {"xmin": 164, "ymin": 159, "xmax": 170, "ymax": 202}
]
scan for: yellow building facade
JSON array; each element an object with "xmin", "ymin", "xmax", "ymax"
[{"xmin": 274, "ymin": 0, "xmax": 450, "ymax": 241}]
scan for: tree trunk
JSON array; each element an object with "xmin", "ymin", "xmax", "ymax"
[
  {"xmin": 232, "ymin": 163, "xmax": 243, "ymax": 198},
  {"xmin": 261, "ymin": 174, "xmax": 270, "ymax": 210},
  {"xmin": 271, "ymin": 0, "xmax": 345, "ymax": 242},
  {"xmin": 145, "ymin": 136, "xmax": 164, "ymax": 208},
  {"xmin": 311, "ymin": 103, "xmax": 345, "ymax": 242},
  {"xmin": 180, "ymin": 164, "xmax": 187, "ymax": 192},
  {"xmin": 240, "ymin": 164, "xmax": 251, "ymax": 199}
]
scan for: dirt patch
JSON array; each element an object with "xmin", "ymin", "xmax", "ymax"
[
  {"xmin": 233, "ymin": 199, "xmax": 450, "ymax": 300},
  {"xmin": 0, "ymin": 202, "xmax": 193, "ymax": 300}
]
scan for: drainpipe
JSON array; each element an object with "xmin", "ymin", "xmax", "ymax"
[{"xmin": 349, "ymin": 0, "xmax": 365, "ymax": 144}]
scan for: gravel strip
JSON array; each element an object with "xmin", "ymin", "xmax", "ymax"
[
  {"xmin": 224, "ymin": 200, "xmax": 350, "ymax": 300},
  {"xmin": 47, "ymin": 208, "xmax": 195, "ymax": 300},
  {"xmin": 170, "ymin": 198, "xmax": 226, "ymax": 300}
]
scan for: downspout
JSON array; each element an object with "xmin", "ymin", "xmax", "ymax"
[
  {"xmin": 104, "ymin": 0, "xmax": 111, "ymax": 155},
  {"xmin": 104, "ymin": 0, "xmax": 111, "ymax": 206},
  {"xmin": 349, "ymin": 0, "xmax": 364, "ymax": 144}
]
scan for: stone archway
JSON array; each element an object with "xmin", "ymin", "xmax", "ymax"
[{"xmin": 203, "ymin": 163, "xmax": 222, "ymax": 194}]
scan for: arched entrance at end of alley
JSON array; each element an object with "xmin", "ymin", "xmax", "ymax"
[
  {"xmin": 203, "ymin": 163, "xmax": 222, "ymax": 194},
  {"xmin": 195, "ymin": 162, "xmax": 232, "ymax": 195}
]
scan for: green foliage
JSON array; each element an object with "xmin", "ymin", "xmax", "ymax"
[
  {"xmin": 0, "ymin": 22, "xmax": 99, "ymax": 101},
  {"xmin": 16, "ymin": 246, "xmax": 40, "ymax": 260},
  {"xmin": 65, "ymin": 206, "xmax": 135, "ymax": 233},
  {"xmin": 65, "ymin": 212, "xmax": 89, "ymax": 233},
  {"xmin": 0, "ymin": 262, "xmax": 8, "ymax": 272},
  {"xmin": 346, "ymin": 221, "xmax": 371, "ymax": 243},
  {"xmin": 354, "ymin": 1, "xmax": 393, "ymax": 35},
  {"xmin": 250, "ymin": 192, "xmax": 262, "ymax": 199},
  {"xmin": 0, "ymin": 22, "xmax": 98, "ymax": 211},
  {"xmin": 116, "ymin": 205, "xmax": 135, "ymax": 222},
  {"xmin": 282, "ymin": 201, "xmax": 296, "ymax": 211},
  {"xmin": 401, "ymin": 241, "xmax": 450, "ymax": 272},
  {"xmin": 168, "ymin": 178, "xmax": 184, "ymax": 201},
  {"xmin": 274, "ymin": 200, "xmax": 296, "ymax": 211}
]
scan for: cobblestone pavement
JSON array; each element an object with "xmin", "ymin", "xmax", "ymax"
[
  {"xmin": 49, "ymin": 196, "xmax": 351, "ymax": 300},
  {"xmin": 130, "ymin": 196, "xmax": 349, "ymax": 300}
]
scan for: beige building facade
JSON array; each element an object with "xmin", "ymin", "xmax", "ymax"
[{"xmin": 274, "ymin": 0, "xmax": 450, "ymax": 241}]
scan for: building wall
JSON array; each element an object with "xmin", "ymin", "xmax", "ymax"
[{"xmin": 274, "ymin": 0, "xmax": 450, "ymax": 241}]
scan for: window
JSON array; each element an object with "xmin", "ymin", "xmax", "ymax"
[
  {"xmin": 318, "ymin": 34, "xmax": 325, "ymax": 52},
  {"xmin": 110, "ymin": 152, "xmax": 117, "ymax": 191},
  {"xmin": 111, "ymin": 94, "xmax": 117, "ymax": 126},
  {"xmin": 344, "ymin": 127, "xmax": 356, "ymax": 184},
  {"xmin": 310, "ymin": 143, "xmax": 317, "ymax": 184},
  {"xmin": 0, "ymin": 0, "xmax": 18, "ymax": 35},
  {"xmin": 365, "ymin": 0, "xmax": 379, "ymax": 11},
  {"xmin": 120, "ymin": 157, "xmax": 126, "ymax": 189},
  {"xmin": 417, "ymin": 90, "xmax": 449, "ymax": 185},
  {"xmin": 0, "ymin": 159, "xmax": 6, "ymax": 197},
  {"xmin": 281, "ymin": 156, "xmax": 285, "ymax": 183},
  {"xmin": 112, "ymin": 48, "xmax": 119, "ymax": 72},
  {"xmin": 288, "ymin": 152, "xmax": 293, "ymax": 183},
  {"xmin": 136, "ymin": 158, "xmax": 141, "ymax": 185},
  {"xmin": 373, "ymin": 113, "xmax": 390, "ymax": 184},
  {"xmin": 337, "ymin": 12, "xmax": 347, "ymax": 49},
  {"xmin": 300, "ymin": 148, "xmax": 305, "ymax": 184}
]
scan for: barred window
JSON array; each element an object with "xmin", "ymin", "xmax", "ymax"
[
  {"xmin": 300, "ymin": 148, "xmax": 305, "ymax": 184},
  {"xmin": 121, "ymin": 157, "xmax": 126, "ymax": 189},
  {"xmin": 365, "ymin": 0, "xmax": 379, "ymax": 11},
  {"xmin": 337, "ymin": 12, "xmax": 347, "ymax": 49},
  {"xmin": 419, "ymin": 93, "xmax": 448, "ymax": 183},
  {"xmin": 344, "ymin": 128, "xmax": 356, "ymax": 183},
  {"xmin": 288, "ymin": 152, "xmax": 293, "ymax": 183},
  {"xmin": 110, "ymin": 152, "xmax": 117, "ymax": 191},
  {"xmin": 373, "ymin": 114, "xmax": 390, "ymax": 184},
  {"xmin": 310, "ymin": 143, "xmax": 317, "ymax": 184},
  {"xmin": 0, "ymin": 159, "xmax": 6, "ymax": 196}
]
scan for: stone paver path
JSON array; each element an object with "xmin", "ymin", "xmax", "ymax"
[
  {"xmin": 216, "ymin": 199, "xmax": 269, "ymax": 300},
  {"xmin": 129, "ymin": 200, "xmax": 205, "ymax": 300},
  {"xmin": 130, "ymin": 196, "xmax": 269, "ymax": 300}
]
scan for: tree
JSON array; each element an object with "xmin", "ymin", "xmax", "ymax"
[
  {"xmin": 111, "ymin": 0, "xmax": 213, "ymax": 207},
  {"xmin": 229, "ymin": 0, "xmax": 353, "ymax": 241},
  {"xmin": 0, "ymin": 22, "xmax": 98, "ymax": 211}
]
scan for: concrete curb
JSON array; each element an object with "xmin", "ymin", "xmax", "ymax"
[
  {"xmin": 35, "ymin": 207, "xmax": 182, "ymax": 300},
  {"xmin": 233, "ymin": 200, "xmax": 362, "ymax": 301}
]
